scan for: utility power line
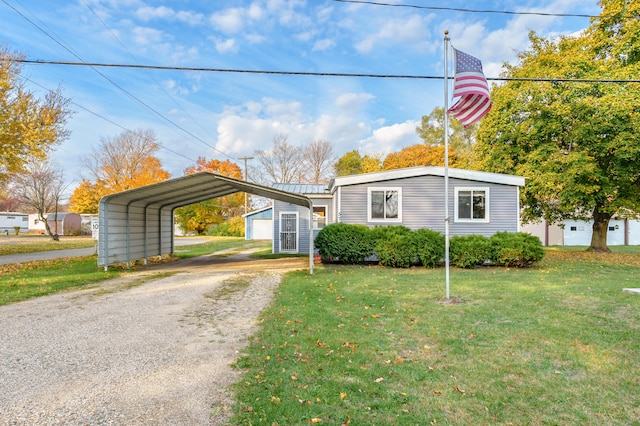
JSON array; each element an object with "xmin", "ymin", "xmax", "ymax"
[
  {"xmin": 15, "ymin": 59, "xmax": 640, "ymax": 85},
  {"xmin": 331, "ymin": 0, "xmax": 600, "ymax": 19}
]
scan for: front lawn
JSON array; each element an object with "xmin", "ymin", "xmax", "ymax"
[{"xmin": 231, "ymin": 250, "xmax": 640, "ymax": 425}]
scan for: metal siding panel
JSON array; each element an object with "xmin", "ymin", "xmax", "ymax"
[{"xmin": 335, "ymin": 175, "xmax": 520, "ymax": 236}]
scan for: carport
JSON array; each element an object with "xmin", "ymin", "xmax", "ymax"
[{"xmin": 98, "ymin": 172, "xmax": 314, "ymax": 273}]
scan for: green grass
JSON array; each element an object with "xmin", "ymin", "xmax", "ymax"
[
  {"xmin": 547, "ymin": 245, "xmax": 640, "ymax": 254},
  {"xmin": 173, "ymin": 237, "xmax": 270, "ymax": 259},
  {"xmin": 0, "ymin": 236, "xmax": 95, "ymax": 255},
  {"xmin": 0, "ymin": 256, "xmax": 124, "ymax": 305},
  {"xmin": 231, "ymin": 253, "xmax": 640, "ymax": 425}
]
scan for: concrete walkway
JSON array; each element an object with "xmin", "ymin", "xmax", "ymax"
[{"xmin": 0, "ymin": 238, "xmax": 210, "ymax": 265}]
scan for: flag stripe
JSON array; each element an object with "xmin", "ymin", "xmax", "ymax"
[{"xmin": 447, "ymin": 49, "xmax": 492, "ymax": 127}]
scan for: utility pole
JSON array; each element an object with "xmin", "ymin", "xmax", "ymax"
[{"xmin": 238, "ymin": 156, "xmax": 253, "ymax": 214}]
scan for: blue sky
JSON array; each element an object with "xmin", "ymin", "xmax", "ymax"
[{"xmin": 1, "ymin": 0, "xmax": 601, "ymax": 185}]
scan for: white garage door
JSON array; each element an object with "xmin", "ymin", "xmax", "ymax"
[{"xmin": 252, "ymin": 219, "xmax": 272, "ymax": 240}]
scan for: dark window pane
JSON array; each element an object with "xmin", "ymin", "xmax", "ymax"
[
  {"xmin": 458, "ymin": 191, "xmax": 471, "ymax": 219},
  {"xmin": 371, "ymin": 191, "xmax": 384, "ymax": 218}
]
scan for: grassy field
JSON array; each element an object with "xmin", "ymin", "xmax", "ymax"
[
  {"xmin": 230, "ymin": 250, "xmax": 640, "ymax": 425},
  {"xmin": 0, "ymin": 235, "xmax": 96, "ymax": 255}
]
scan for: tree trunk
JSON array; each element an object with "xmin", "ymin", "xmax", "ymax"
[
  {"xmin": 39, "ymin": 213, "xmax": 59, "ymax": 242},
  {"xmin": 589, "ymin": 207, "xmax": 611, "ymax": 252}
]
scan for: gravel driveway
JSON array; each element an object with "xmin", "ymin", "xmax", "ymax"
[{"xmin": 0, "ymin": 251, "xmax": 308, "ymax": 425}]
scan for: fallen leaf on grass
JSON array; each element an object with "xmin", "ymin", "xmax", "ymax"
[
  {"xmin": 455, "ymin": 386, "xmax": 465, "ymax": 394},
  {"xmin": 374, "ymin": 377, "xmax": 384, "ymax": 383},
  {"xmin": 432, "ymin": 390, "xmax": 442, "ymax": 396},
  {"xmin": 309, "ymin": 418, "xmax": 322, "ymax": 423},
  {"xmin": 340, "ymin": 392, "xmax": 347, "ymax": 399}
]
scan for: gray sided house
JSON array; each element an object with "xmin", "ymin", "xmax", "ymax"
[{"xmin": 271, "ymin": 166, "xmax": 525, "ymax": 254}]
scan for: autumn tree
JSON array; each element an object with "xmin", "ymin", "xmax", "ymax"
[
  {"xmin": 475, "ymin": 0, "xmax": 640, "ymax": 252},
  {"xmin": 334, "ymin": 150, "xmax": 383, "ymax": 176},
  {"xmin": 382, "ymin": 144, "xmax": 457, "ymax": 170},
  {"xmin": 12, "ymin": 160, "xmax": 67, "ymax": 240},
  {"xmin": 174, "ymin": 157, "xmax": 244, "ymax": 235},
  {"xmin": 416, "ymin": 107, "xmax": 477, "ymax": 168},
  {"xmin": 69, "ymin": 129, "xmax": 170, "ymax": 213},
  {"xmin": 0, "ymin": 47, "xmax": 72, "ymax": 184}
]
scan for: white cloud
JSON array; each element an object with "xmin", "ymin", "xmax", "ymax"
[
  {"xmin": 312, "ymin": 38, "xmax": 335, "ymax": 52},
  {"xmin": 209, "ymin": 7, "xmax": 245, "ymax": 34},
  {"xmin": 355, "ymin": 14, "xmax": 432, "ymax": 53},
  {"xmin": 335, "ymin": 92, "xmax": 375, "ymax": 113},
  {"xmin": 359, "ymin": 120, "xmax": 421, "ymax": 156},
  {"xmin": 132, "ymin": 26, "xmax": 164, "ymax": 45},
  {"xmin": 135, "ymin": 6, "xmax": 204, "ymax": 25},
  {"xmin": 214, "ymin": 38, "xmax": 238, "ymax": 54}
]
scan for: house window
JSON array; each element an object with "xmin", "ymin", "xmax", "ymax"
[
  {"xmin": 455, "ymin": 187, "xmax": 489, "ymax": 222},
  {"xmin": 570, "ymin": 226, "xmax": 577, "ymax": 231},
  {"xmin": 313, "ymin": 206, "xmax": 327, "ymax": 229},
  {"xmin": 368, "ymin": 187, "xmax": 401, "ymax": 222}
]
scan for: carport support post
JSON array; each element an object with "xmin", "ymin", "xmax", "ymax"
[{"xmin": 308, "ymin": 200, "xmax": 314, "ymax": 274}]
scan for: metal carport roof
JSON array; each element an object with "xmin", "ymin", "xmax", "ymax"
[{"xmin": 98, "ymin": 171, "xmax": 314, "ymax": 273}]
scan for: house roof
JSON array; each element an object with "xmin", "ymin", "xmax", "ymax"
[
  {"xmin": 46, "ymin": 212, "xmax": 79, "ymax": 220},
  {"xmin": 272, "ymin": 183, "xmax": 329, "ymax": 194},
  {"xmin": 101, "ymin": 172, "xmax": 313, "ymax": 210},
  {"xmin": 329, "ymin": 166, "xmax": 525, "ymax": 190},
  {"xmin": 242, "ymin": 205, "xmax": 273, "ymax": 218}
]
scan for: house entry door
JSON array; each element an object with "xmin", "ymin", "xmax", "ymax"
[{"xmin": 279, "ymin": 213, "xmax": 298, "ymax": 252}]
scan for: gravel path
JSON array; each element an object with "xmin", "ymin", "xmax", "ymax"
[{"xmin": 0, "ymin": 252, "xmax": 307, "ymax": 425}]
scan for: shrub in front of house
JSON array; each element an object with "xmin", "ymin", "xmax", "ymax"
[
  {"xmin": 449, "ymin": 234, "xmax": 491, "ymax": 268},
  {"xmin": 489, "ymin": 231, "xmax": 545, "ymax": 267},
  {"xmin": 314, "ymin": 223, "xmax": 375, "ymax": 264},
  {"xmin": 411, "ymin": 228, "xmax": 445, "ymax": 268},
  {"xmin": 375, "ymin": 234, "xmax": 416, "ymax": 268}
]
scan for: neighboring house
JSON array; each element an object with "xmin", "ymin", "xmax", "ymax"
[
  {"xmin": 243, "ymin": 206, "xmax": 273, "ymax": 240},
  {"xmin": 46, "ymin": 212, "xmax": 82, "ymax": 236},
  {"xmin": 0, "ymin": 212, "xmax": 29, "ymax": 234},
  {"xmin": 29, "ymin": 214, "xmax": 47, "ymax": 234},
  {"xmin": 271, "ymin": 166, "xmax": 525, "ymax": 254},
  {"xmin": 522, "ymin": 218, "xmax": 640, "ymax": 246}
]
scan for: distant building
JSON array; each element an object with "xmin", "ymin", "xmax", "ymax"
[
  {"xmin": 46, "ymin": 212, "xmax": 82, "ymax": 236},
  {"xmin": 0, "ymin": 212, "xmax": 29, "ymax": 234}
]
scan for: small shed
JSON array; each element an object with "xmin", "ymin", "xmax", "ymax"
[
  {"xmin": 243, "ymin": 206, "xmax": 273, "ymax": 240},
  {"xmin": 46, "ymin": 212, "xmax": 82, "ymax": 236}
]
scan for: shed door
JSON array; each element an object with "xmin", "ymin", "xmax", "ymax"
[{"xmin": 279, "ymin": 212, "xmax": 298, "ymax": 253}]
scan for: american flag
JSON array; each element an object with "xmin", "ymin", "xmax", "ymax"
[{"xmin": 447, "ymin": 49, "xmax": 492, "ymax": 127}]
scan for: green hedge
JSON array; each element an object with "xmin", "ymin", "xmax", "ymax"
[
  {"xmin": 489, "ymin": 231, "xmax": 545, "ymax": 267},
  {"xmin": 314, "ymin": 224, "xmax": 543, "ymax": 269},
  {"xmin": 314, "ymin": 223, "xmax": 375, "ymax": 264}
]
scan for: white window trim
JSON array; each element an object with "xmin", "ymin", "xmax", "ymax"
[
  {"xmin": 312, "ymin": 205, "xmax": 328, "ymax": 229},
  {"xmin": 454, "ymin": 187, "xmax": 490, "ymax": 223},
  {"xmin": 367, "ymin": 187, "xmax": 402, "ymax": 223}
]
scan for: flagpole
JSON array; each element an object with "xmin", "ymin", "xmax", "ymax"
[{"xmin": 443, "ymin": 31, "xmax": 451, "ymax": 301}]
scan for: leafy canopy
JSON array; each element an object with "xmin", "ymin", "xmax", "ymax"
[{"xmin": 475, "ymin": 0, "xmax": 640, "ymax": 251}]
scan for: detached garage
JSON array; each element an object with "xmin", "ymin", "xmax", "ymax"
[
  {"xmin": 243, "ymin": 206, "xmax": 272, "ymax": 240},
  {"xmin": 98, "ymin": 172, "xmax": 314, "ymax": 272}
]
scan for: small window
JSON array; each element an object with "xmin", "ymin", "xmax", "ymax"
[
  {"xmin": 22, "ymin": 217, "xmax": 28, "ymax": 222},
  {"xmin": 609, "ymin": 226, "xmax": 615, "ymax": 231},
  {"xmin": 313, "ymin": 206, "xmax": 327, "ymax": 229},
  {"xmin": 570, "ymin": 226, "xmax": 577, "ymax": 231},
  {"xmin": 368, "ymin": 188, "xmax": 402, "ymax": 222},
  {"xmin": 455, "ymin": 187, "xmax": 489, "ymax": 222}
]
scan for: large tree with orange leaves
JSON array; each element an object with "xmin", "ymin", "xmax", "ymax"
[
  {"xmin": 69, "ymin": 129, "xmax": 170, "ymax": 213},
  {"xmin": 382, "ymin": 144, "xmax": 458, "ymax": 170},
  {"xmin": 175, "ymin": 157, "xmax": 245, "ymax": 235}
]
